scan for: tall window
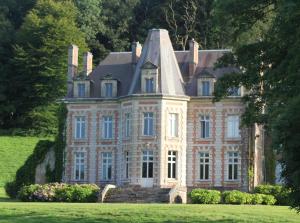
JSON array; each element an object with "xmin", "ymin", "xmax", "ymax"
[
  {"xmin": 228, "ymin": 87, "xmax": 241, "ymax": 96},
  {"xmin": 145, "ymin": 78, "xmax": 154, "ymax": 93},
  {"xmin": 74, "ymin": 152, "xmax": 85, "ymax": 180},
  {"xmin": 143, "ymin": 112, "xmax": 154, "ymax": 136},
  {"xmin": 78, "ymin": 83, "xmax": 85, "ymax": 97},
  {"xmin": 227, "ymin": 115, "xmax": 240, "ymax": 138},
  {"xmin": 228, "ymin": 152, "xmax": 239, "ymax": 180},
  {"xmin": 102, "ymin": 152, "xmax": 112, "ymax": 180},
  {"xmin": 200, "ymin": 115, "xmax": 210, "ymax": 138},
  {"xmin": 125, "ymin": 113, "xmax": 131, "ymax": 137},
  {"xmin": 142, "ymin": 150, "xmax": 153, "ymax": 178},
  {"xmin": 75, "ymin": 116, "xmax": 86, "ymax": 139},
  {"xmin": 103, "ymin": 116, "xmax": 113, "ymax": 139},
  {"xmin": 168, "ymin": 151, "xmax": 177, "ymax": 178},
  {"xmin": 169, "ymin": 113, "xmax": 178, "ymax": 137},
  {"xmin": 105, "ymin": 83, "xmax": 113, "ymax": 97},
  {"xmin": 125, "ymin": 151, "xmax": 129, "ymax": 179},
  {"xmin": 202, "ymin": 81, "xmax": 210, "ymax": 96},
  {"xmin": 199, "ymin": 152, "xmax": 210, "ymax": 180}
]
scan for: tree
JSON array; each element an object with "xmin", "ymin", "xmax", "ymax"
[
  {"xmin": 6, "ymin": 0, "xmax": 87, "ymax": 133},
  {"xmin": 213, "ymin": 0, "xmax": 300, "ymax": 209}
]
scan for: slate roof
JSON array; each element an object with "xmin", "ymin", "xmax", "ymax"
[{"xmin": 88, "ymin": 29, "xmax": 236, "ymax": 97}]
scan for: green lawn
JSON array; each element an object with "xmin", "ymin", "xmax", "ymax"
[
  {"xmin": 0, "ymin": 203, "xmax": 299, "ymax": 223},
  {"xmin": 0, "ymin": 136, "xmax": 50, "ymax": 187}
]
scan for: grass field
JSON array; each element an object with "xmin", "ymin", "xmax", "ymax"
[
  {"xmin": 0, "ymin": 203, "xmax": 299, "ymax": 223},
  {"xmin": 0, "ymin": 136, "xmax": 50, "ymax": 187}
]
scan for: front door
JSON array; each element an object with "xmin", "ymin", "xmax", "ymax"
[{"xmin": 141, "ymin": 150, "xmax": 153, "ymax": 187}]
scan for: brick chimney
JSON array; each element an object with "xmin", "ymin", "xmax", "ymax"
[
  {"xmin": 67, "ymin": 44, "xmax": 78, "ymax": 97},
  {"xmin": 83, "ymin": 52, "xmax": 93, "ymax": 76},
  {"xmin": 188, "ymin": 39, "xmax": 199, "ymax": 77},
  {"xmin": 132, "ymin": 41, "xmax": 142, "ymax": 64}
]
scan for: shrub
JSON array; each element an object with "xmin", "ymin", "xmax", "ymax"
[
  {"xmin": 262, "ymin": 194, "xmax": 277, "ymax": 205},
  {"xmin": 254, "ymin": 185, "xmax": 291, "ymax": 205},
  {"xmin": 18, "ymin": 183, "xmax": 100, "ymax": 202},
  {"xmin": 251, "ymin": 193, "xmax": 264, "ymax": 205},
  {"xmin": 190, "ymin": 189, "xmax": 221, "ymax": 204},
  {"xmin": 222, "ymin": 190, "xmax": 251, "ymax": 204}
]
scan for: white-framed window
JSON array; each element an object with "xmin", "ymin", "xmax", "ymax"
[
  {"xmin": 75, "ymin": 116, "xmax": 86, "ymax": 139},
  {"xmin": 74, "ymin": 152, "xmax": 85, "ymax": 180},
  {"xmin": 228, "ymin": 87, "xmax": 241, "ymax": 96},
  {"xmin": 200, "ymin": 115, "xmax": 210, "ymax": 138},
  {"xmin": 145, "ymin": 78, "xmax": 154, "ymax": 93},
  {"xmin": 168, "ymin": 151, "xmax": 177, "ymax": 179},
  {"xmin": 102, "ymin": 116, "xmax": 113, "ymax": 139},
  {"xmin": 202, "ymin": 81, "xmax": 210, "ymax": 96},
  {"xmin": 142, "ymin": 150, "xmax": 153, "ymax": 178},
  {"xmin": 78, "ymin": 83, "xmax": 85, "ymax": 97},
  {"xmin": 227, "ymin": 115, "xmax": 240, "ymax": 138},
  {"xmin": 168, "ymin": 113, "xmax": 178, "ymax": 137},
  {"xmin": 102, "ymin": 152, "xmax": 112, "ymax": 180},
  {"xmin": 125, "ymin": 151, "xmax": 129, "ymax": 179},
  {"xmin": 143, "ymin": 112, "xmax": 154, "ymax": 136},
  {"xmin": 125, "ymin": 113, "xmax": 131, "ymax": 137},
  {"xmin": 105, "ymin": 83, "xmax": 113, "ymax": 97},
  {"xmin": 228, "ymin": 152, "xmax": 239, "ymax": 180},
  {"xmin": 199, "ymin": 152, "xmax": 210, "ymax": 180}
]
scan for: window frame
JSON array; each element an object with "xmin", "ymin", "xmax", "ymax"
[
  {"xmin": 145, "ymin": 78, "xmax": 154, "ymax": 93},
  {"xmin": 199, "ymin": 152, "xmax": 210, "ymax": 180},
  {"xmin": 227, "ymin": 115, "xmax": 240, "ymax": 138},
  {"xmin": 143, "ymin": 112, "xmax": 154, "ymax": 136},
  {"xmin": 202, "ymin": 81, "xmax": 210, "ymax": 96},
  {"xmin": 200, "ymin": 115, "xmax": 210, "ymax": 138},
  {"xmin": 228, "ymin": 152, "xmax": 239, "ymax": 181},
  {"xmin": 105, "ymin": 82, "xmax": 113, "ymax": 97},
  {"xmin": 142, "ymin": 150, "xmax": 154, "ymax": 178},
  {"xmin": 74, "ymin": 151, "xmax": 85, "ymax": 181},
  {"xmin": 102, "ymin": 116, "xmax": 113, "ymax": 139},
  {"xmin": 77, "ymin": 83, "xmax": 86, "ymax": 97},
  {"xmin": 168, "ymin": 113, "xmax": 179, "ymax": 138},
  {"xmin": 101, "ymin": 152, "xmax": 112, "ymax": 181},
  {"xmin": 125, "ymin": 113, "xmax": 131, "ymax": 138},
  {"xmin": 75, "ymin": 116, "xmax": 86, "ymax": 139},
  {"xmin": 167, "ymin": 151, "xmax": 177, "ymax": 179}
]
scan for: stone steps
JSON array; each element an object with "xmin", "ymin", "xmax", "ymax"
[{"xmin": 104, "ymin": 186, "xmax": 171, "ymax": 203}]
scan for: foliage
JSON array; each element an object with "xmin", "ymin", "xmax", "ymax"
[
  {"xmin": 189, "ymin": 189, "xmax": 221, "ymax": 204},
  {"xmin": 5, "ymin": 140, "xmax": 54, "ymax": 198},
  {"xmin": 18, "ymin": 183, "xmax": 100, "ymax": 202},
  {"xmin": 262, "ymin": 194, "xmax": 276, "ymax": 205},
  {"xmin": 251, "ymin": 193, "xmax": 264, "ymax": 205},
  {"xmin": 222, "ymin": 190, "xmax": 252, "ymax": 205},
  {"xmin": 254, "ymin": 185, "xmax": 291, "ymax": 205}
]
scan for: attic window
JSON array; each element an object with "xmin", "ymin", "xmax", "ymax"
[
  {"xmin": 145, "ymin": 78, "xmax": 154, "ymax": 93},
  {"xmin": 101, "ymin": 79, "xmax": 117, "ymax": 98},
  {"xmin": 197, "ymin": 77, "xmax": 215, "ymax": 96},
  {"xmin": 73, "ymin": 80, "xmax": 90, "ymax": 98},
  {"xmin": 141, "ymin": 61, "xmax": 158, "ymax": 94},
  {"xmin": 201, "ymin": 81, "xmax": 210, "ymax": 96},
  {"xmin": 228, "ymin": 87, "xmax": 241, "ymax": 96},
  {"xmin": 78, "ymin": 83, "xmax": 86, "ymax": 97}
]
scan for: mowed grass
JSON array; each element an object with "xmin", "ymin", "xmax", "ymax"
[
  {"xmin": 0, "ymin": 136, "xmax": 51, "ymax": 187},
  {"xmin": 0, "ymin": 203, "xmax": 299, "ymax": 223}
]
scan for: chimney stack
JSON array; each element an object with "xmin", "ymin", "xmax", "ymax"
[
  {"xmin": 83, "ymin": 52, "xmax": 93, "ymax": 76},
  {"xmin": 132, "ymin": 41, "xmax": 142, "ymax": 64},
  {"xmin": 188, "ymin": 39, "xmax": 199, "ymax": 77},
  {"xmin": 67, "ymin": 44, "xmax": 78, "ymax": 97}
]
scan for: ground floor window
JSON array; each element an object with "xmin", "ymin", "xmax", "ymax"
[
  {"xmin": 74, "ymin": 152, "xmax": 85, "ymax": 180},
  {"xmin": 102, "ymin": 152, "xmax": 112, "ymax": 180},
  {"xmin": 125, "ymin": 151, "xmax": 129, "ymax": 179},
  {"xmin": 168, "ymin": 151, "xmax": 177, "ymax": 178},
  {"xmin": 199, "ymin": 152, "xmax": 210, "ymax": 180},
  {"xmin": 142, "ymin": 150, "xmax": 153, "ymax": 178},
  {"xmin": 228, "ymin": 152, "xmax": 239, "ymax": 180}
]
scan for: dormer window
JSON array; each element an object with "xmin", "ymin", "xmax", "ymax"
[
  {"xmin": 101, "ymin": 78, "xmax": 117, "ymax": 98},
  {"xmin": 202, "ymin": 81, "xmax": 210, "ymax": 96},
  {"xmin": 141, "ymin": 61, "xmax": 158, "ymax": 93},
  {"xmin": 105, "ymin": 82, "xmax": 113, "ymax": 97},
  {"xmin": 197, "ymin": 77, "xmax": 215, "ymax": 96},
  {"xmin": 145, "ymin": 78, "xmax": 154, "ymax": 93},
  {"xmin": 73, "ymin": 80, "xmax": 90, "ymax": 98},
  {"xmin": 228, "ymin": 87, "xmax": 241, "ymax": 96},
  {"xmin": 78, "ymin": 83, "xmax": 86, "ymax": 97}
]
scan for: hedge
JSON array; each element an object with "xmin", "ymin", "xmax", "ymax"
[
  {"xmin": 254, "ymin": 185, "xmax": 291, "ymax": 205},
  {"xmin": 190, "ymin": 189, "xmax": 221, "ymax": 204},
  {"xmin": 18, "ymin": 183, "xmax": 100, "ymax": 202},
  {"xmin": 189, "ymin": 189, "xmax": 277, "ymax": 205}
]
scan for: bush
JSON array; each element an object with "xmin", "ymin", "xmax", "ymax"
[
  {"xmin": 222, "ymin": 190, "xmax": 252, "ymax": 204},
  {"xmin": 18, "ymin": 183, "xmax": 100, "ymax": 202},
  {"xmin": 254, "ymin": 185, "xmax": 291, "ymax": 205},
  {"xmin": 251, "ymin": 193, "xmax": 264, "ymax": 205},
  {"xmin": 190, "ymin": 189, "xmax": 221, "ymax": 204},
  {"xmin": 262, "ymin": 194, "xmax": 277, "ymax": 205}
]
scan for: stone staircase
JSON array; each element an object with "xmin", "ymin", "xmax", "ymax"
[{"xmin": 104, "ymin": 186, "xmax": 171, "ymax": 203}]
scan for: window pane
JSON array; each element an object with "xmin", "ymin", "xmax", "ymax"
[
  {"xmin": 105, "ymin": 83, "xmax": 113, "ymax": 97},
  {"xmin": 172, "ymin": 163, "xmax": 176, "ymax": 178},
  {"xmin": 142, "ymin": 163, "xmax": 147, "ymax": 178},
  {"xmin": 78, "ymin": 83, "xmax": 85, "ymax": 97},
  {"xmin": 148, "ymin": 162, "xmax": 153, "ymax": 178},
  {"xmin": 234, "ymin": 164, "xmax": 238, "ymax": 179},
  {"xmin": 200, "ymin": 165, "xmax": 204, "ymax": 179},
  {"xmin": 202, "ymin": 81, "xmax": 210, "ymax": 96},
  {"xmin": 168, "ymin": 163, "xmax": 171, "ymax": 178},
  {"xmin": 205, "ymin": 164, "xmax": 209, "ymax": 179},
  {"xmin": 229, "ymin": 164, "xmax": 232, "ymax": 180}
]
